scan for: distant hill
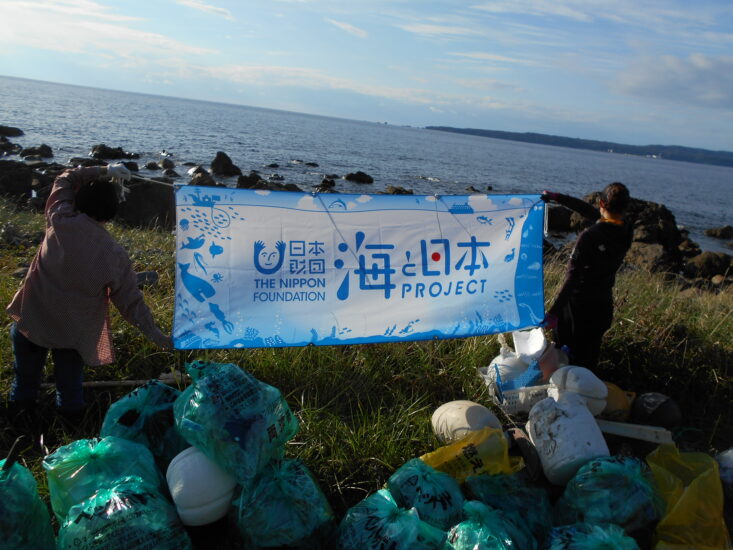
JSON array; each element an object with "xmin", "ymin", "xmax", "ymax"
[{"xmin": 425, "ymin": 126, "xmax": 733, "ymax": 168}]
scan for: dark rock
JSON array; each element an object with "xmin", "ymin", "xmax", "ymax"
[
  {"xmin": 683, "ymin": 251, "xmax": 732, "ymax": 279},
  {"xmin": 383, "ymin": 185, "xmax": 413, "ymax": 195},
  {"xmin": 159, "ymin": 158, "xmax": 175, "ymax": 170},
  {"xmin": 0, "ymin": 125, "xmax": 23, "ymax": 137},
  {"xmin": 268, "ymin": 174, "xmax": 284, "ymax": 181},
  {"xmin": 0, "ymin": 160, "xmax": 33, "ymax": 198},
  {"xmin": 136, "ymin": 271, "xmax": 159, "ymax": 288},
  {"xmin": 20, "ymin": 144, "xmax": 53, "ymax": 158},
  {"xmin": 344, "ymin": 171, "xmax": 373, "ymax": 184},
  {"xmin": 0, "ymin": 137, "xmax": 22, "ymax": 155},
  {"xmin": 266, "ymin": 163, "xmax": 279, "ymax": 168},
  {"xmin": 318, "ymin": 178, "xmax": 335, "ymax": 188},
  {"xmin": 487, "ymin": 185, "xmax": 493, "ymax": 191},
  {"xmin": 23, "ymin": 155, "xmax": 42, "ymax": 162},
  {"xmin": 325, "ymin": 174, "xmax": 339, "ymax": 180},
  {"xmin": 625, "ymin": 242, "xmax": 679, "ymax": 273},
  {"xmin": 182, "ymin": 162, "xmax": 197, "ymax": 167},
  {"xmin": 546, "ymin": 204, "xmax": 573, "ymax": 232},
  {"xmin": 305, "ymin": 162, "xmax": 319, "ymax": 167},
  {"xmin": 145, "ymin": 161, "xmax": 160, "ymax": 170},
  {"xmin": 210, "ymin": 151, "xmax": 242, "ymax": 177},
  {"xmin": 236, "ymin": 172, "xmax": 262, "ymax": 188},
  {"xmin": 313, "ymin": 185, "xmax": 338, "ymax": 194},
  {"xmin": 90, "ymin": 144, "xmax": 139, "ymax": 160},
  {"xmin": 466, "ymin": 185, "xmax": 481, "ymax": 193},
  {"xmin": 121, "ymin": 161, "xmax": 139, "ymax": 172},
  {"xmin": 189, "ymin": 171, "xmax": 220, "ymax": 187},
  {"xmin": 116, "ymin": 181, "xmax": 175, "ymax": 230},
  {"xmin": 163, "ymin": 169, "xmax": 180, "ymax": 178},
  {"xmin": 704, "ymin": 225, "xmax": 733, "ymax": 240},
  {"xmin": 70, "ymin": 157, "xmax": 107, "ymax": 167},
  {"xmin": 678, "ymin": 239, "xmax": 701, "ymax": 259},
  {"xmin": 726, "ymin": 242, "xmax": 733, "ymax": 250},
  {"xmin": 187, "ymin": 165, "xmax": 208, "ymax": 177}
]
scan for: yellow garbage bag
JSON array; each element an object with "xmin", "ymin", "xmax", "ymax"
[
  {"xmin": 420, "ymin": 427, "xmax": 522, "ymax": 483},
  {"xmin": 646, "ymin": 444, "xmax": 732, "ymax": 550}
]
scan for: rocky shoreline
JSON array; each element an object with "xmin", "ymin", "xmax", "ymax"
[{"xmin": 1, "ymin": 124, "xmax": 731, "ymax": 292}]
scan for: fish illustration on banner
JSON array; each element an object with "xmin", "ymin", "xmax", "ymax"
[{"xmin": 173, "ymin": 187, "xmax": 545, "ymax": 349}]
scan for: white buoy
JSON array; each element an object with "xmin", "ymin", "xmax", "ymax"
[
  {"xmin": 166, "ymin": 446, "xmax": 238, "ymax": 526},
  {"xmin": 547, "ymin": 365, "xmax": 608, "ymax": 416},
  {"xmin": 526, "ymin": 393, "xmax": 609, "ymax": 485},
  {"xmin": 431, "ymin": 400, "xmax": 502, "ymax": 444}
]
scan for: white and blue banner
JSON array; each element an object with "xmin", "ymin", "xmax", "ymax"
[{"xmin": 173, "ymin": 186, "xmax": 545, "ymax": 349}]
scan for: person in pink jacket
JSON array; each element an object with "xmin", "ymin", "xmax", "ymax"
[{"xmin": 6, "ymin": 163, "xmax": 171, "ymax": 422}]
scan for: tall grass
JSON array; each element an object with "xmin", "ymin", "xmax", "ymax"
[{"xmin": 1, "ymin": 196, "xmax": 731, "ymax": 521}]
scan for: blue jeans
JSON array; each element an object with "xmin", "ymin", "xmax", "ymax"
[{"xmin": 10, "ymin": 323, "xmax": 85, "ymax": 411}]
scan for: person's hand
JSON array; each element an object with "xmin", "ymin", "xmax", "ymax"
[
  {"xmin": 541, "ymin": 312, "xmax": 558, "ymax": 329},
  {"xmin": 541, "ymin": 190, "xmax": 560, "ymax": 202},
  {"xmin": 107, "ymin": 163, "xmax": 132, "ymax": 182}
]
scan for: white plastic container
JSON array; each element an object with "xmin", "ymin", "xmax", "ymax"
[
  {"xmin": 483, "ymin": 347, "xmax": 528, "ymax": 387},
  {"xmin": 547, "ymin": 365, "xmax": 608, "ymax": 416},
  {"xmin": 512, "ymin": 327, "xmax": 547, "ymax": 364},
  {"xmin": 526, "ymin": 393, "xmax": 609, "ymax": 485},
  {"xmin": 431, "ymin": 400, "xmax": 502, "ymax": 443},
  {"xmin": 166, "ymin": 446, "xmax": 238, "ymax": 526}
]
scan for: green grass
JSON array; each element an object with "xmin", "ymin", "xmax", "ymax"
[{"xmin": 1, "ymin": 195, "xmax": 731, "ymax": 530}]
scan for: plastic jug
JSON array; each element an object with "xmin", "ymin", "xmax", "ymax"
[{"xmin": 526, "ymin": 393, "xmax": 609, "ymax": 485}]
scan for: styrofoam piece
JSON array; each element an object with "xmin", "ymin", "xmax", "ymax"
[
  {"xmin": 548, "ymin": 366, "xmax": 608, "ymax": 416},
  {"xmin": 512, "ymin": 328, "xmax": 547, "ymax": 363},
  {"xmin": 478, "ymin": 365, "xmax": 550, "ymax": 415},
  {"xmin": 431, "ymin": 400, "xmax": 502, "ymax": 443},
  {"xmin": 527, "ymin": 393, "xmax": 609, "ymax": 485},
  {"xmin": 595, "ymin": 419, "xmax": 674, "ymax": 444},
  {"xmin": 166, "ymin": 446, "xmax": 237, "ymax": 526}
]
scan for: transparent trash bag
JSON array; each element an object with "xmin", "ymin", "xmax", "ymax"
[
  {"xmin": 101, "ymin": 380, "xmax": 189, "ymax": 470},
  {"xmin": 420, "ymin": 427, "xmax": 522, "ymax": 483},
  {"xmin": 43, "ymin": 436, "xmax": 162, "ymax": 521},
  {"xmin": 447, "ymin": 500, "xmax": 536, "ymax": 550},
  {"xmin": 545, "ymin": 523, "xmax": 640, "ymax": 550},
  {"xmin": 174, "ymin": 360, "xmax": 299, "ymax": 487},
  {"xmin": 465, "ymin": 473, "xmax": 551, "ymax": 544},
  {"xmin": 647, "ymin": 444, "xmax": 732, "ymax": 549},
  {"xmin": 235, "ymin": 458, "xmax": 334, "ymax": 548},
  {"xmin": 0, "ymin": 459, "xmax": 55, "ymax": 550},
  {"xmin": 57, "ymin": 476, "xmax": 193, "ymax": 550},
  {"xmin": 339, "ymin": 489, "xmax": 447, "ymax": 550},
  {"xmin": 554, "ymin": 456, "xmax": 662, "ymax": 541},
  {"xmin": 387, "ymin": 458, "xmax": 464, "ymax": 530}
]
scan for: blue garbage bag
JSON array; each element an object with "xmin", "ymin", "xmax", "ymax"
[
  {"xmin": 387, "ymin": 458, "xmax": 464, "ymax": 530},
  {"xmin": 174, "ymin": 361, "xmax": 299, "ymax": 487},
  {"xmin": 101, "ymin": 380, "xmax": 189, "ymax": 470},
  {"xmin": 57, "ymin": 476, "xmax": 193, "ymax": 550},
  {"xmin": 0, "ymin": 459, "xmax": 55, "ymax": 550},
  {"xmin": 340, "ymin": 489, "xmax": 447, "ymax": 550},
  {"xmin": 448, "ymin": 500, "xmax": 536, "ymax": 550}
]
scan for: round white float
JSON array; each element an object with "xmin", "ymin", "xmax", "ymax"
[
  {"xmin": 547, "ymin": 365, "xmax": 608, "ymax": 416},
  {"xmin": 431, "ymin": 400, "xmax": 502, "ymax": 444}
]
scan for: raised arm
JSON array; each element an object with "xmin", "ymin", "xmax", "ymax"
[{"xmin": 542, "ymin": 191, "xmax": 600, "ymax": 222}]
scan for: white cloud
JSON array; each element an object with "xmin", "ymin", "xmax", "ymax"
[
  {"xmin": 508, "ymin": 197, "xmax": 524, "ymax": 206},
  {"xmin": 614, "ymin": 54, "xmax": 733, "ymax": 109},
  {"xmin": 356, "ymin": 195, "xmax": 372, "ymax": 203},
  {"xmin": 326, "ymin": 18, "xmax": 367, "ymax": 38},
  {"xmin": 397, "ymin": 23, "xmax": 482, "ymax": 37},
  {"xmin": 254, "ymin": 190, "xmax": 271, "ymax": 196},
  {"xmin": 296, "ymin": 195, "xmax": 319, "ymax": 210},
  {"xmin": 175, "ymin": 0, "xmax": 234, "ymax": 21},
  {"xmin": 468, "ymin": 195, "xmax": 499, "ymax": 211},
  {"xmin": 449, "ymin": 52, "xmax": 535, "ymax": 66}
]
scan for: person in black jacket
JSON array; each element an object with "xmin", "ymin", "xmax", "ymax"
[{"xmin": 541, "ymin": 182, "xmax": 632, "ymax": 370}]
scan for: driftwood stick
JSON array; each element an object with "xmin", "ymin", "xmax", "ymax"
[{"xmin": 39, "ymin": 371, "xmax": 188, "ymax": 390}]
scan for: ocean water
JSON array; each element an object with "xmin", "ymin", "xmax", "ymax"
[{"xmin": 1, "ymin": 75, "xmax": 731, "ymax": 253}]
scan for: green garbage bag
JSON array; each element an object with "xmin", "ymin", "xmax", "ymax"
[
  {"xmin": 340, "ymin": 489, "xmax": 447, "ymax": 550},
  {"xmin": 387, "ymin": 458, "xmax": 464, "ymax": 530},
  {"xmin": 235, "ymin": 459, "xmax": 334, "ymax": 548},
  {"xmin": 465, "ymin": 473, "xmax": 551, "ymax": 544},
  {"xmin": 174, "ymin": 360, "xmax": 299, "ymax": 487},
  {"xmin": 0, "ymin": 459, "xmax": 55, "ymax": 550},
  {"xmin": 101, "ymin": 380, "xmax": 189, "ymax": 470},
  {"xmin": 43, "ymin": 436, "xmax": 163, "ymax": 521},
  {"xmin": 545, "ymin": 523, "xmax": 640, "ymax": 549},
  {"xmin": 554, "ymin": 456, "xmax": 662, "ymax": 540},
  {"xmin": 448, "ymin": 500, "xmax": 536, "ymax": 550},
  {"xmin": 57, "ymin": 476, "xmax": 193, "ymax": 550}
]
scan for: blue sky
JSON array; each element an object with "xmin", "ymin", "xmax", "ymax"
[{"xmin": 1, "ymin": 0, "xmax": 732, "ymax": 150}]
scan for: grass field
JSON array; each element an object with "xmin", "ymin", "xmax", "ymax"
[{"xmin": 1, "ymin": 195, "xmax": 731, "ymax": 533}]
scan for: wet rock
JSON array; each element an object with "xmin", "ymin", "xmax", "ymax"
[
  {"xmin": 236, "ymin": 171, "xmax": 262, "ymax": 188},
  {"xmin": 121, "ymin": 161, "xmax": 139, "ymax": 172},
  {"xmin": 266, "ymin": 163, "xmax": 279, "ymax": 169},
  {"xmin": 268, "ymin": 174, "xmax": 284, "ymax": 181},
  {"xmin": 305, "ymin": 161, "xmax": 319, "ymax": 167},
  {"xmin": 678, "ymin": 238, "xmax": 701, "ymax": 259},
  {"xmin": 23, "ymin": 155, "xmax": 42, "ymax": 162},
  {"xmin": 683, "ymin": 251, "xmax": 732, "ymax": 279},
  {"xmin": 20, "ymin": 144, "xmax": 53, "ymax": 158},
  {"xmin": 625, "ymin": 242, "xmax": 680, "ymax": 273},
  {"xmin": 705, "ymin": 225, "xmax": 733, "ymax": 240},
  {"xmin": 210, "ymin": 151, "xmax": 242, "ymax": 176},
  {"xmin": 70, "ymin": 157, "xmax": 107, "ymax": 167},
  {"xmin": 145, "ymin": 161, "xmax": 160, "ymax": 170},
  {"xmin": 383, "ymin": 185, "xmax": 413, "ymax": 195},
  {"xmin": 189, "ymin": 171, "xmax": 220, "ymax": 187},
  {"xmin": 325, "ymin": 174, "xmax": 339, "ymax": 180},
  {"xmin": 318, "ymin": 178, "xmax": 335, "ymax": 188},
  {"xmin": 90, "ymin": 144, "xmax": 139, "ymax": 160},
  {"xmin": 182, "ymin": 161, "xmax": 197, "ymax": 166},
  {"xmin": 136, "ymin": 271, "xmax": 159, "ymax": 288},
  {"xmin": 187, "ymin": 165, "xmax": 208, "ymax": 177},
  {"xmin": 0, "ymin": 125, "xmax": 23, "ymax": 137},
  {"xmin": 344, "ymin": 171, "xmax": 373, "ymax": 184},
  {"xmin": 163, "ymin": 169, "xmax": 180, "ymax": 178},
  {"xmin": 0, "ymin": 160, "xmax": 33, "ymax": 197},
  {"xmin": 159, "ymin": 158, "xmax": 175, "ymax": 170},
  {"xmin": 116, "ymin": 181, "xmax": 175, "ymax": 230},
  {"xmin": 0, "ymin": 136, "xmax": 22, "ymax": 155}
]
